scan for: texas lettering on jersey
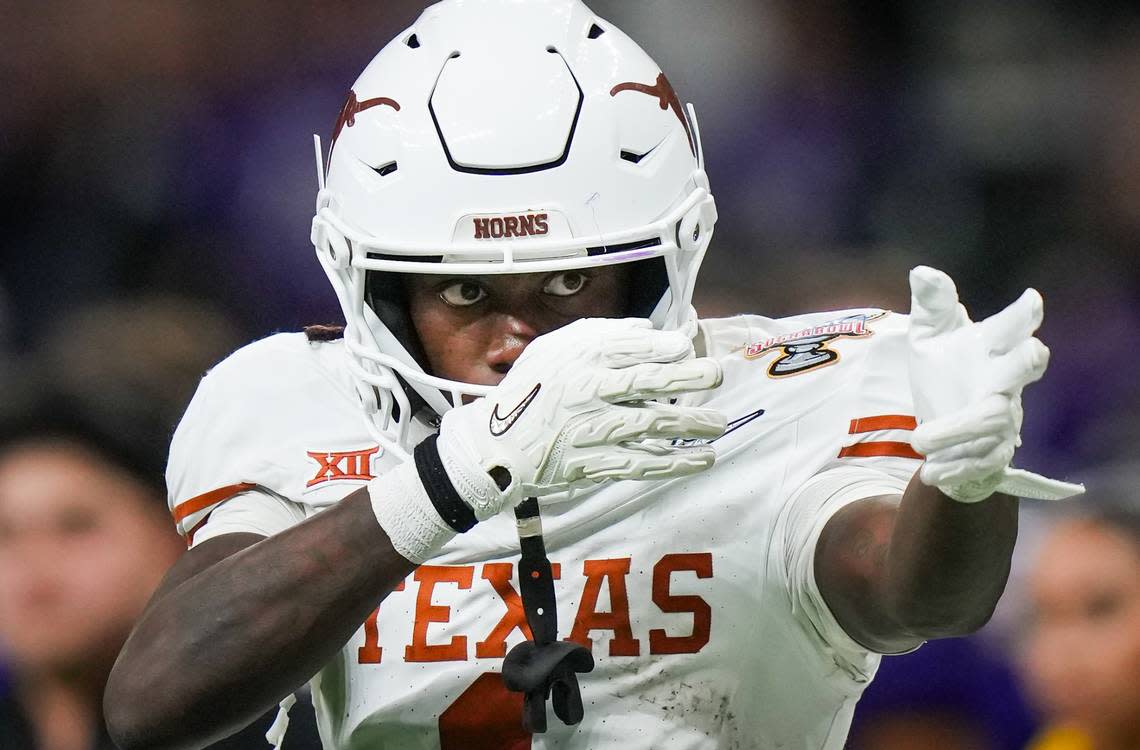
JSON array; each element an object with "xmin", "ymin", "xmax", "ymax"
[{"xmin": 358, "ymin": 553, "xmax": 713, "ymax": 665}]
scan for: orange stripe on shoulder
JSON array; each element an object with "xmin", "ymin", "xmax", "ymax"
[
  {"xmin": 848, "ymin": 415, "xmax": 917, "ymax": 434},
  {"xmin": 838, "ymin": 441, "xmax": 923, "ymax": 460},
  {"xmin": 172, "ymin": 482, "xmax": 256, "ymax": 525},
  {"xmin": 185, "ymin": 511, "xmax": 215, "ymax": 548}
]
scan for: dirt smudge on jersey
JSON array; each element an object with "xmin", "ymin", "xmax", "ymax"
[{"xmin": 639, "ymin": 678, "xmax": 742, "ymax": 747}]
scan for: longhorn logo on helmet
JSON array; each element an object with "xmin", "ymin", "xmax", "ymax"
[{"xmin": 610, "ymin": 73, "xmax": 696, "ymax": 156}]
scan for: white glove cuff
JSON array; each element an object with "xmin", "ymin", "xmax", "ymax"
[
  {"xmin": 931, "ymin": 467, "xmax": 1085, "ymax": 504},
  {"xmin": 368, "ymin": 460, "xmax": 455, "ymax": 564},
  {"xmin": 995, "ymin": 467, "xmax": 1084, "ymax": 501}
]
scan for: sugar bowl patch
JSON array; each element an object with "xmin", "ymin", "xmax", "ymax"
[{"xmin": 745, "ymin": 311, "xmax": 888, "ymax": 378}]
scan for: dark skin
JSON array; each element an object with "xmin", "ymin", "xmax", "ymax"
[
  {"xmin": 104, "ymin": 265, "xmax": 1017, "ymax": 748},
  {"xmin": 816, "ymin": 485, "xmax": 1017, "ymax": 653}
]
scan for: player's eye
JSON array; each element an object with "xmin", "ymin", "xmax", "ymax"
[
  {"xmin": 543, "ymin": 271, "xmax": 589, "ymax": 297},
  {"xmin": 439, "ymin": 281, "xmax": 488, "ymax": 307}
]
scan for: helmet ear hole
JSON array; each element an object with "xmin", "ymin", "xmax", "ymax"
[
  {"xmin": 678, "ymin": 207, "xmax": 703, "ymax": 254},
  {"xmin": 325, "ymin": 232, "xmax": 352, "ymax": 270}
]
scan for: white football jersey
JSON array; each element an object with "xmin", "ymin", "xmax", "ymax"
[{"xmin": 167, "ymin": 310, "xmax": 924, "ymax": 750}]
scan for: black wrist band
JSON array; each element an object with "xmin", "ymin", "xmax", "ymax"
[{"xmin": 414, "ymin": 434, "xmax": 478, "ymax": 533}]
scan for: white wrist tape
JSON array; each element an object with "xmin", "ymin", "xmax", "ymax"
[{"xmin": 368, "ymin": 460, "xmax": 455, "ymax": 564}]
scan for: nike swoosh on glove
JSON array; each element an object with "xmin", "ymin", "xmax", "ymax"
[{"xmin": 907, "ymin": 266, "xmax": 1083, "ymax": 504}]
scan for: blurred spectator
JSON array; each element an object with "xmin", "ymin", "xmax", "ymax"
[
  {"xmin": 1019, "ymin": 502, "xmax": 1140, "ymax": 750},
  {"xmin": 0, "ymin": 294, "xmax": 319, "ymax": 748},
  {"xmin": 0, "ymin": 388, "xmax": 182, "ymax": 750},
  {"xmin": 0, "ymin": 386, "xmax": 323, "ymax": 749}
]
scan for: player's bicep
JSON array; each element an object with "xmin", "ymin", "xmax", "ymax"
[
  {"xmin": 815, "ymin": 495, "xmax": 924, "ymax": 654},
  {"xmin": 149, "ymin": 488, "xmax": 305, "ymax": 610},
  {"xmin": 774, "ymin": 466, "xmax": 910, "ymax": 678},
  {"xmin": 141, "ymin": 533, "xmax": 266, "ymax": 618}
]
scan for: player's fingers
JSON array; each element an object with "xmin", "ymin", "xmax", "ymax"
[
  {"xmin": 597, "ymin": 358, "xmax": 722, "ymax": 402},
  {"xmin": 600, "ymin": 328, "xmax": 693, "ymax": 367},
  {"xmin": 921, "ymin": 441, "xmax": 1015, "ymax": 487},
  {"xmin": 520, "ymin": 317, "xmax": 654, "ymax": 368},
  {"xmin": 988, "ymin": 338, "xmax": 1049, "ymax": 395},
  {"xmin": 569, "ymin": 404, "xmax": 725, "ymax": 448},
  {"xmin": 580, "ymin": 443, "xmax": 717, "ymax": 482},
  {"xmin": 911, "ymin": 395, "xmax": 1015, "ymax": 454},
  {"xmin": 977, "ymin": 288, "xmax": 1043, "ymax": 355},
  {"xmin": 1012, "ymin": 397, "xmax": 1024, "ymax": 448},
  {"xmin": 574, "ymin": 316, "xmax": 653, "ymax": 333},
  {"xmin": 909, "ymin": 266, "xmax": 966, "ymax": 336}
]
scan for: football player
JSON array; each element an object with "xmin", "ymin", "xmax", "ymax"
[{"xmin": 105, "ymin": 2, "xmax": 1082, "ymax": 748}]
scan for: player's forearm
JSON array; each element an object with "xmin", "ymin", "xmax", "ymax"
[
  {"xmin": 881, "ymin": 474, "xmax": 1018, "ymax": 638},
  {"xmin": 105, "ymin": 488, "xmax": 414, "ymax": 750}
]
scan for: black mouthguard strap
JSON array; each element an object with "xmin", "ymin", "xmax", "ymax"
[
  {"xmin": 515, "ymin": 498, "xmax": 558, "ymax": 644},
  {"xmin": 503, "ymin": 498, "xmax": 594, "ymax": 733}
]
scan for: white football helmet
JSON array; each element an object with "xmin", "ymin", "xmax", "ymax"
[{"xmin": 311, "ymin": 0, "xmax": 718, "ymax": 454}]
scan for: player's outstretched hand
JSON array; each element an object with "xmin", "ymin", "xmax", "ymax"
[
  {"xmin": 907, "ymin": 266, "xmax": 1083, "ymax": 503},
  {"xmin": 438, "ymin": 317, "xmax": 726, "ymax": 517}
]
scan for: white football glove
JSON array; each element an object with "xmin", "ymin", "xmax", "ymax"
[
  {"xmin": 907, "ymin": 266, "xmax": 1083, "ymax": 503},
  {"xmin": 440, "ymin": 317, "xmax": 727, "ymax": 510},
  {"xmin": 372, "ymin": 318, "xmax": 726, "ymax": 562}
]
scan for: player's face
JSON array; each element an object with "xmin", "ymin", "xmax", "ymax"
[
  {"xmin": 0, "ymin": 443, "xmax": 182, "ymax": 674},
  {"xmin": 1022, "ymin": 520, "xmax": 1140, "ymax": 741},
  {"xmin": 406, "ymin": 265, "xmax": 631, "ymax": 386}
]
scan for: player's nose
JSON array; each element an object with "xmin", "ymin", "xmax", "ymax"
[{"xmin": 485, "ymin": 315, "xmax": 538, "ymax": 375}]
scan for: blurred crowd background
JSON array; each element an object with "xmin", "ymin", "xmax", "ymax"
[{"xmin": 1, "ymin": 1, "xmax": 1138, "ymax": 749}]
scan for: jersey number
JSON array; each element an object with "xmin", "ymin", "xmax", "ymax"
[{"xmin": 439, "ymin": 672, "xmax": 531, "ymax": 750}]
